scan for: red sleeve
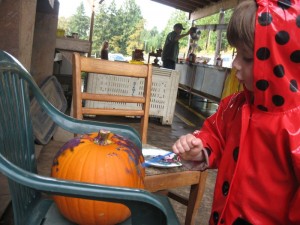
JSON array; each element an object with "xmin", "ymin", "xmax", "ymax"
[
  {"xmin": 289, "ymin": 189, "xmax": 300, "ymax": 223},
  {"xmin": 180, "ymin": 93, "xmax": 244, "ymax": 170},
  {"xmin": 192, "ymin": 102, "xmax": 226, "ymax": 169}
]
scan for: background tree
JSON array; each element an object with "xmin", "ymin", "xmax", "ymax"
[
  {"xmin": 127, "ymin": 20, "xmax": 146, "ymax": 55},
  {"xmin": 92, "ymin": 0, "xmax": 143, "ymax": 56},
  {"xmin": 93, "ymin": 0, "xmax": 119, "ymax": 56},
  {"xmin": 194, "ymin": 9, "xmax": 233, "ymax": 54},
  {"xmin": 58, "ymin": 1, "xmax": 234, "ymax": 59},
  {"xmin": 57, "ymin": 16, "xmax": 70, "ymax": 34},
  {"xmin": 118, "ymin": 0, "xmax": 143, "ymax": 54},
  {"xmin": 140, "ymin": 26, "xmax": 164, "ymax": 53},
  {"xmin": 68, "ymin": 1, "xmax": 90, "ymax": 40}
]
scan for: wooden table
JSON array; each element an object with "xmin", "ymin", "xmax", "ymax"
[{"xmin": 143, "ymin": 145, "xmax": 208, "ymax": 225}]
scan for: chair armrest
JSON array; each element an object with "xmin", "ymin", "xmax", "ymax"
[{"xmin": 0, "ymin": 153, "xmax": 179, "ymax": 225}]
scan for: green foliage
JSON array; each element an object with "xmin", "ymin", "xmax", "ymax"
[
  {"xmin": 58, "ymin": 1, "xmax": 235, "ymax": 58},
  {"xmin": 127, "ymin": 20, "xmax": 145, "ymax": 54},
  {"xmin": 68, "ymin": 1, "xmax": 90, "ymax": 40},
  {"xmin": 119, "ymin": 0, "xmax": 143, "ymax": 54},
  {"xmin": 93, "ymin": 1, "xmax": 117, "ymax": 55},
  {"xmin": 92, "ymin": 0, "xmax": 144, "ymax": 57},
  {"xmin": 57, "ymin": 16, "xmax": 69, "ymax": 32},
  {"xmin": 141, "ymin": 26, "xmax": 164, "ymax": 53},
  {"xmin": 194, "ymin": 9, "xmax": 234, "ymax": 54}
]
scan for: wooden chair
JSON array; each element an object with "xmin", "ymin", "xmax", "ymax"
[
  {"xmin": 72, "ymin": 53, "xmax": 208, "ymax": 225},
  {"xmin": 72, "ymin": 53, "xmax": 151, "ymax": 144},
  {"xmin": 0, "ymin": 50, "xmax": 180, "ymax": 225}
]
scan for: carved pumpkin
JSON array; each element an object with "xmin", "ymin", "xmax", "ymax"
[{"xmin": 51, "ymin": 130, "xmax": 145, "ymax": 225}]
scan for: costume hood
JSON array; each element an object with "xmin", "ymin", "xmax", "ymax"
[{"xmin": 254, "ymin": 0, "xmax": 300, "ymax": 112}]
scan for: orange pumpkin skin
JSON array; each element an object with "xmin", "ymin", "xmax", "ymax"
[{"xmin": 51, "ymin": 131, "xmax": 145, "ymax": 225}]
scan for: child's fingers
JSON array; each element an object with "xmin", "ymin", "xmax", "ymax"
[
  {"xmin": 172, "ymin": 141, "xmax": 184, "ymax": 154},
  {"xmin": 173, "ymin": 135, "xmax": 191, "ymax": 154},
  {"xmin": 191, "ymin": 138, "xmax": 202, "ymax": 148}
]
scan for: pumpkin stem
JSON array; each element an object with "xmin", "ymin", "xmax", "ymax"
[{"xmin": 94, "ymin": 130, "xmax": 111, "ymax": 145}]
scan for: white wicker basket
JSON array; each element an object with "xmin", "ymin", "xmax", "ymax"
[{"xmin": 85, "ymin": 67, "xmax": 179, "ymax": 125}]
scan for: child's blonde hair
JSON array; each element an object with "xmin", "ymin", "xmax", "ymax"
[{"xmin": 227, "ymin": 0, "xmax": 257, "ymax": 51}]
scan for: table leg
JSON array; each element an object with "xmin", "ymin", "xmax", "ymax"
[{"xmin": 185, "ymin": 171, "xmax": 208, "ymax": 225}]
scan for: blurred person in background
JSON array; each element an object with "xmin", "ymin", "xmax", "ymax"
[
  {"xmin": 100, "ymin": 41, "xmax": 109, "ymax": 60},
  {"xmin": 162, "ymin": 23, "xmax": 191, "ymax": 69}
]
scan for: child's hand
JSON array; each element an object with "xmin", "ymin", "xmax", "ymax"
[{"xmin": 172, "ymin": 134, "xmax": 204, "ymax": 161}]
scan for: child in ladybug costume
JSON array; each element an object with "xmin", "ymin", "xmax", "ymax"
[{"xmin": 173, "ymin": 0, "xmax": 300, "ymax": 224}]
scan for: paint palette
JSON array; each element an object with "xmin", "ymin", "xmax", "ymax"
[{"xmin": 142, "ymin": 148, "xmax": 182, "ymax": 168}]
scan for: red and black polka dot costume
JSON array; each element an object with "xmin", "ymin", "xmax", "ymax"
[
  {"xmin": 254, "ymin": 0, "xmax": 300, "ymax": 112},
  {"xmin": 185, "ymin": 0, "xmax": 300, "ymax": 224}
]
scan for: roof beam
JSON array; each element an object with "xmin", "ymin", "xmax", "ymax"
[
  {"xmin": 191, "ymin": 0, "xmax": 237, "ymax": 20},
  {"xmin": 196, "ymin": 23, "xmax": 228, "ymax": 31},
  {"xmin": 150, "ymin": 0, "xmax": 200, "ymax": 13}
]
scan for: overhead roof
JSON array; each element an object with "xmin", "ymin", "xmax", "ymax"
[
  {"xmin": 150, "ymin": 0, "xmax": 238, "ymax": 20},
  {"xmin": 150, "ymin": 0, "xmax": 214, "ymax": 13}
]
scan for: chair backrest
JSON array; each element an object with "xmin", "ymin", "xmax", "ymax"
[
  {"xmin": 72, "ymin": 53, "xmax": 152, "ymax": 144},
  {"xmin": 0, "ymin": 51, "xmax": 42, "ymax": 225}
]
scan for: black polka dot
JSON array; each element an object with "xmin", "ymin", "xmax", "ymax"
[
  {"xmin": 272, "ymin": 95, "xmax": 285, "ymax": 106},
  {"xmin": 222, "ymin": 181, "xmax": 230, "ymax": 196},
  {"xmin": 204, "ymin": 147, "xmax": 212, "ymax": 156},
  {"xmin": 256, "ymin": 80, "xmax": 269, "ymax": 90},
  {"xmin": 220, "ymin": 218, "xmax": 225, "ymax": 224},
  {"xmin": 275, "ymin": 31, "xmax": 290, "ymax": 45},
  {"xmin": 296, "ymin": 15, "xmax": 300, "ymax": 28},
  {"xmin": 290, "ymin": 50, "xmax": 300, "ymax": 63},
  {"xmin": 233, "ymin": 147, "xmax": 239, "ymax": 162},
  {"xmin": 233, "ymin": 217, "xmax": 253, "ymax": 225},
  {"xmin": 256, "ymin": 47, "xmax": 270, "ymax": 60},
  {"xmin": 212, "ymin": 211, "xmax": 219, "ymax": 224},
  {"xmin": 290, "ymin": 79, "xmax": 298, "ymax": 92},
  {"xmin": 258, "ymin": 12, "xmax": 272, "ymax": 26},
  {"xmin": 250, "ymin": 96, "xmax": 255, "ymax": 104},
  {"xmin": 257, "ymin": 105, "xmax": 268, "ymax": 111},
  {"xmin": 273, "ymin": 65, "xmax": 285, "ymax": 77},
  {"xmin": 278, "ymin": 0, "xmax": 291, "ymax": 10}
]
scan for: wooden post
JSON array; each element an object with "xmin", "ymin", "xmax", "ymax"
[
  {"xmin": 88, "ymin": 0, "xmax": 95, "ymax": 57},
  {"xmin": 214, "ymin": 9, "xmax": 225, "ymax": 64}
]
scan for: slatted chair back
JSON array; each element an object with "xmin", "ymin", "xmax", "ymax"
[
  {"xmin": 0, "ymin": 51, "xmax": 40, "ymax": 225},
  {"xmin": 72, "ymin": 53, "xmax": 152, "ymax": 144}
]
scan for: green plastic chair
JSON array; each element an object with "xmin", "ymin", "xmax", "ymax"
[{"xmin": 0, "ymin": 50, "xmax": 180, "ymax": 225}]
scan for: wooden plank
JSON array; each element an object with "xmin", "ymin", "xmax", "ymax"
[
  {"xmin": 196, "ymin": 24, "xmax": 228, "ymax": 31},
  {"xmin": 82, "ymin": 108, "xmax": 145, "ymax": 116},
  {"xmin": 82, "ymin": 93, "xmax": 145, "ymax": 103},
  {"xmin": 56, "ymin": 38, "xmax": 91, "ymax": 53},
  {"xmin": 191, "ymin": 0, "xmax": 237, "ymax": 20},
  {"xmin": 144, "ymin": 171, "xmax": 200, "ymax": 192}
]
